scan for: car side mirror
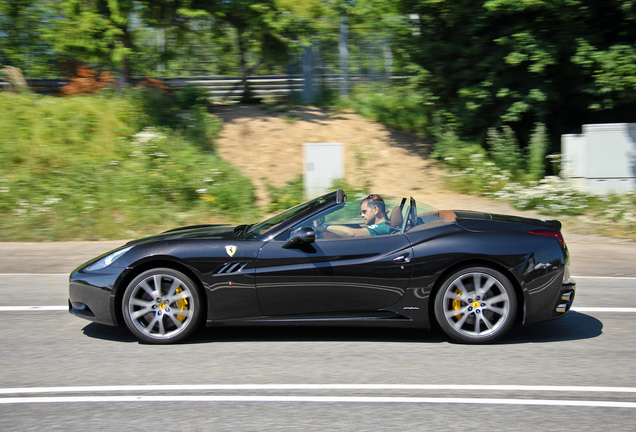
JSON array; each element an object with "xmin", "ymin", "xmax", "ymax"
[{"xmin": 282, "ymin": 227, "xmax": 316, "ymax": 249}]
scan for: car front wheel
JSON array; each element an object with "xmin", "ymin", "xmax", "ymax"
[
  {"xmin": 434, "ymin": 266, "xmax": 517, "ymax": 344},
  {"xmin": 122, "ymin": 268, "xmax": 203, "ymax": 344}
]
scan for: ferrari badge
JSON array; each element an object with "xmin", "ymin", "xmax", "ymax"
[{"xmin": 225, "ymin": 245, "xmax": 237, "ymax": 257}]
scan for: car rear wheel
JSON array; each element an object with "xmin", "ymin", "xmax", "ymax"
[
  {"xmin": 122, "ymin": 268, "xmax": 203, "ymax": 344},
  {"xmin": 434, "ymin": 266, "xmax": 517, "ymax": 344}
]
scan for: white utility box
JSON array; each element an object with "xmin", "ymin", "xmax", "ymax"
[
  {"xmin": 562, "ymin": 123, "xmax": 636, "ymax": 194},
  {"xmin": 304, "ymin": 143, "xmax": 344, "ymax": 198}
]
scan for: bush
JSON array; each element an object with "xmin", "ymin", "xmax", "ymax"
[
  {"xmin": 122, "ymin": 85, "xmax": 221, "ymax": 152},
  {"xmin": 526, "ymin": 123, "xmax": 549, "ymax": 181},
  {"xmin": 175, "ymin": 84, "xmax": 212, "ymax": 110},
  {"xmin": 486, "ymin": 126, "xmax": 523, "ymax": 177},
  {"xmin": 445, "ymin": 154, "xmax": 513, "ymax": 195},
  {"xmin": 266, "ymin": 176, "xmax": 304, "ymax": 213},
  {"xmin": 344, "ymin": 83, "xmax": 433, "ymax": 136},
  {"xmin": 431, "ymin": 128, "xmax": 486, "ymax": 169},
  {"xmin": 0, "ymin": 92, "xmax": 255, "ymax": 241},
  {"xmin": 491, "ymin": 176, "xmax": 591, "ymax": 215}
]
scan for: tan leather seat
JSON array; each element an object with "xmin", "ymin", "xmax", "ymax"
[
  {"xmin": 437, "ymin": 210, "xmax": 457, "ymax": 222},
  {"xmin": 389, "ymin": 206, "xmax": 403, "ymax": 228},
  {"xmin": 417, "ymin": 210, "xmax": 457, "ymax": 224}
]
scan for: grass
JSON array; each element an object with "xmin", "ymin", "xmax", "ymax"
[{"xmin": 0, "ymin": 90, "xmax": 256, "ymax": 241}]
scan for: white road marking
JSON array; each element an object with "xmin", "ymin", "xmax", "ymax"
[
  {"xmin": 0, "ymin": 395, "xmax": 635, "ymax": 408},
  {"xmin": 573, "ymin": 307, "xmax": 636, "ymax": 313},
  {"xmin": 3, "ymin": 383, "xmax": 636, "ymax": 394},
  {"xmin": 1, "ymin": 384, "xmax": 636, "ymax": 408},
  {"xmin": 573, "ymin": 276, "xmax": 636, "ymax": 280},
  {"xmin": 0, "ymin": 306, "xmax": 67, "ymax": 311}
]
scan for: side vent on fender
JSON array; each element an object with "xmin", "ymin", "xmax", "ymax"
[{"xmin": 215, "ymin": 262, "xmax": 249, "ymax": 275}]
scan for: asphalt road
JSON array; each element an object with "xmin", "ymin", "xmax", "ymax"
[{"xmin": 1, "ymin": 239, "xmax": 635, "ymax": 431}]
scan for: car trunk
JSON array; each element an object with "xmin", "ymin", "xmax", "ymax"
[{"xmin": 452, "ymin": 210, "xmax": 562, "ymax": 233}]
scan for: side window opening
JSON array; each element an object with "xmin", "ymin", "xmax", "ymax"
[{"xmin": 290, "ymin": 197, "xmax": 412, "ymax": 240}]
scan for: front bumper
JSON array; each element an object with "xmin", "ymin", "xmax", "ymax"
[{"xmin": 68, "ymin": 268, "xmax": 125, "ymax": 327}]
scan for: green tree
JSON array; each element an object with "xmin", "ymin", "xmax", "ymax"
[
  {"xmin": 396, "ymin": 0, "xmax": 636, "ymax": 153},
  {"xmin": 135, "ymin": 0, "xmax": 190, "ymax": 74},
  {"xmin": 185, "ymin": 0, "xmax": 290, "ymax": 102},
  {"xmin": 46, "ymin": 0, "xmax": 136, "ymax": 82},
  {"xmin": 0, "ymin": 0, "xmax": 57, "ymax": 76}
]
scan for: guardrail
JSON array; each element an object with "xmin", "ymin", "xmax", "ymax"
[
  {"xmin": 2, "ymin": 75, "xmax": 305, "ymax": 100},
  {"xmin": 162, "ymin": 75, "xmax": 305, "ymax": 101},
  {"xmin": 0, "ymin": 74, "xmax": 395, "ymax": 101}
]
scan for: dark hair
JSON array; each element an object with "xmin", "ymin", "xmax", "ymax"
[
  {"xmin": 363, "ymin": 194, "xmax": 386, "ymax": 215},
  {"xmin": 363, "ymin": 194, "xmax": 384, "ymax": 203}
]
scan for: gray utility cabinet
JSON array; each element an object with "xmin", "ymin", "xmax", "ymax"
[
  {"xmin": 562, "ymin": 123, "xmax": 636, "ymax": 194},
  {"xmin": 303, "ymin": 143, "xmax": 344, "ymax": 198}
]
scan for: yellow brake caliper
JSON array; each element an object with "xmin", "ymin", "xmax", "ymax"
[
  {"xmin": 175, "ymin": 287, "xmax": 189, "ymax": 322},
  {"xmin": 452, "ymin": 289, "xmax": 463, "ymax": 319}
]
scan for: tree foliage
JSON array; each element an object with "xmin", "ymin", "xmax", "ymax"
[
  {"xmin": 40, "ymin": 0, "xmax": 137, "ymax": 81},
  {"xmin": 179, "ymin": 0, "xmax": 291, "ymax": 101},
  {"xmin": 0, "ymin": 0, "xmax": 57, "ymax": 76},
  {"xmin": 3, "ymin": 0, "xmax": 636, "ymax": 164},
  {"xmin": 395, "ymin": 0, "xmax": 636, "ymax": 148}
]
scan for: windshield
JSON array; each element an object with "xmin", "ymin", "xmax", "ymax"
[{"xmin": 243, "ymin": 191, "xmax": 339, "ymax": 239}]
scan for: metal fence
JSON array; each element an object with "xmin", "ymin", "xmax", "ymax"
[{"xmin": 1, "ymin": 72, "xmax": 395, "ymax": 102}]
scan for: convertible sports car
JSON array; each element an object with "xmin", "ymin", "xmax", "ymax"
[{"xmin": 69, "ymin": 190, "xmax": 575, "ymax": 344}]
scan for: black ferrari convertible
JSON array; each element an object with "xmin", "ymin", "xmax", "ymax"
[{"xmin": 69, "ymin": 190, "xmax": 575, "ymax": 344}]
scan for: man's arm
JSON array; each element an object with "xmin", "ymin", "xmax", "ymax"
[{"xmin": 325, "ymin": 224, "xmax": 370, "ymax": 238}]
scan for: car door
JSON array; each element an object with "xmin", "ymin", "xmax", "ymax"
[{"xmin": 254, "ymin": 205, "xmax": 414, "ymax": 316}]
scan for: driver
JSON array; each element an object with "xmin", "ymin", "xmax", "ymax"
[{"xmin": 321, "ymin": 194, "xmax": 393, "ymax": 237}]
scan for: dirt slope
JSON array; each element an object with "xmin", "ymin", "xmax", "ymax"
[{"xmin": 213, "ymin": 104, "xmax": 531, "ymax": 215}]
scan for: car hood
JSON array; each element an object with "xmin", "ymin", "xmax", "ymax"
[{"xmin": 125, "ymin": 224, "xmax": 240, "ymax": 246}]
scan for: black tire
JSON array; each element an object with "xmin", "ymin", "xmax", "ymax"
[
  {"xmin": 434, "ymin": 266, "xmax": 517, "ymax": 344},
  {"xmin": 122, "ymin": 268, "xmax": 203, "ymax": 344}
]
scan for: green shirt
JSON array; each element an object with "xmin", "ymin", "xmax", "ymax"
[{"xmin": 366, "ymin": 219, "xmax": 393, "ymax": 236}]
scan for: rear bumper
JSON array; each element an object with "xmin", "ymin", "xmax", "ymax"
[
  {"xmin": 553, "ymin": 261, "xmax": 576, "ymax": 317},
  {"xmin": 553, "ymin": 280, "xmax": 576, "ymax": 318},
  {"xmin": 522, "ymin": 273, "xmax": 576, "ymax": 325}
]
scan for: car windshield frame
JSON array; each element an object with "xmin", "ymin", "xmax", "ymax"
[
  {"xmin": 241, "ymin": 191, "xmax": 444, "ymax": 240},
  {"xmin": 242, "ymin": 190, "xmax": 341, "ymax": 240}
]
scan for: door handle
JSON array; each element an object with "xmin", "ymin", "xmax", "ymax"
[{"xmin": 393, "ymin": 254, "xmax": 411, "ymax": 263}]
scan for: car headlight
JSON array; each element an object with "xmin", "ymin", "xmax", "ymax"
[{"xmin": 85, "ymin": 246, "xmax": 133, "ymax": 271}]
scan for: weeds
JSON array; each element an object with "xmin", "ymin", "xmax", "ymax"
[
  {"xmin": 491, "ymin": 176, "xmax": 591, "ymax": 215},
  {"xmin": 487, "ymin": 126, "xmax": 523, "ymax": 176},
  {"xmin": 266, "ymin": 177, "xmax": 370, "ymax": 215},
  {"xmin": 266, "ymin": 176, "xmax": 304, "ymax": 213},
  {"xmin": 0, "ymin": 90, "xmax": 255, "ymax": 241},
  {"xmin": 340, "ymin": 83, "xmax": 433, "ymax": 137}
]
